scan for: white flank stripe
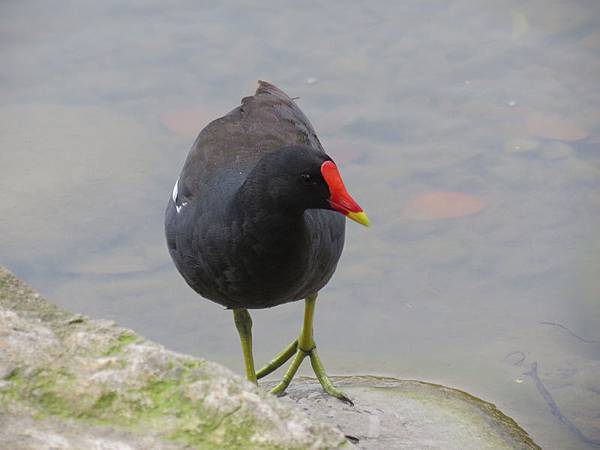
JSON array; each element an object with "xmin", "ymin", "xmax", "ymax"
[{"xmin": 172, "ymin": 178, "xmax": 179, "ymax": 203}]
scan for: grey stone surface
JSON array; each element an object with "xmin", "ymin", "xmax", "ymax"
[
  {"xmin": 0, "ymin": 266, "xmax": 346, "ymax": 449},
  {"xmin": 265, "ymin": 376, "xmax": 541, "ymax": 450}
]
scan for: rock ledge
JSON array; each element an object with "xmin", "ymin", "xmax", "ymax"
[{"xmin": 0, "ymin": 266, "xmax": 346, "ymax": 449}]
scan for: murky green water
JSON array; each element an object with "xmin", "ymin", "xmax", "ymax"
[{"xmin": 1, "ymin": 1, "xmax": 599, "ymax": 448}]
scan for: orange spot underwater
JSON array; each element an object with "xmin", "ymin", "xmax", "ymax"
[
  {"xmin": 403, "ymin": 192, "xmax": 486, "ymax": 220},
  {"xmin": 526, "ymin": 112, "xmax": 589, "ymax": 142}
]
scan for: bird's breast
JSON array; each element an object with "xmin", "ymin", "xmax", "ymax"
[{"xmin": 167, "ymin": 202, "xmax": 344, "ymax": 309}]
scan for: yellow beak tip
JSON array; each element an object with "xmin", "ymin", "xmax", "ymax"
[{"xmin": 347, "ymin": 211, "xmax": 370, "ymax": 227}]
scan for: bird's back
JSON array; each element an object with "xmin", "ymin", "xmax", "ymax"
[{"xmin": 178, "ymin": 81, "xmax": 326, "ymax": 203}]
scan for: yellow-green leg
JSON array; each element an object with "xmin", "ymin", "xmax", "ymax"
[
  {"xmin": 268, "ymin": 293, "xmax": 352, "ymax": 405},
  {"xmin": 233, "ymin": 308, "xmax": 257, "ymax": 384}
]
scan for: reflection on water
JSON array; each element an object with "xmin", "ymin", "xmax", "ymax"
[{"xmin": 1, "ymin": 1, "xmax": 599, "ymax": 448}]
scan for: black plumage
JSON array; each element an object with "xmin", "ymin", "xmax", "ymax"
[{"xmin": 165, "ymin": 81, "xmax": 345, "ymax": 309}]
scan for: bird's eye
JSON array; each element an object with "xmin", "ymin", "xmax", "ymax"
[{"xmin": 300, "ymin": 173, "xmax": 313, "ymax": 184}]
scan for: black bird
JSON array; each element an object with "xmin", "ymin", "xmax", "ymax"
[{"xmin": 165, "ymin": 81, "xmax": 368, "ymax": 402}]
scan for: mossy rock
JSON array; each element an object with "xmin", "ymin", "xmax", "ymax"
[{"xmin": 0, "ymin": 266, "xmax": 346, "ymax": 449}]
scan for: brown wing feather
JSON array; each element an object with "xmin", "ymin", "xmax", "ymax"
[{"xmin": 179, "ymin": 81, "xmax": 324, "ymax": 200}]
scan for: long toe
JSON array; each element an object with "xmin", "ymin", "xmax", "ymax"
[
  {"xmin": 309, "ymin": 348, "xmax": 354, "ymax": 405},
  {"xmin": 257, "ymin": 339, "xmax": 298, "ymax": 380},
  {"xmin": 270, "ymin": 348, "xmax": 308, "ymax": 396}
]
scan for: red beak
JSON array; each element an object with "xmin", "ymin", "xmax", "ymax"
[{"xmin": 320, "ymin": 161, "xmax": 370, "ymax": 227}]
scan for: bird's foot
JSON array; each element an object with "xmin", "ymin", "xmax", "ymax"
[
  {"xmin": 262, "ymin": 294, "xmax": 353, "ymax": 404},
  {"xmin": 269, "ymin": 344, "xmax": 353, "ymax": 405}
]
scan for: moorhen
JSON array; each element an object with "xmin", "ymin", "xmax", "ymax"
[{"xmin": 165, "ymin": 81, "xmax": 368, "ymax": 402}]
